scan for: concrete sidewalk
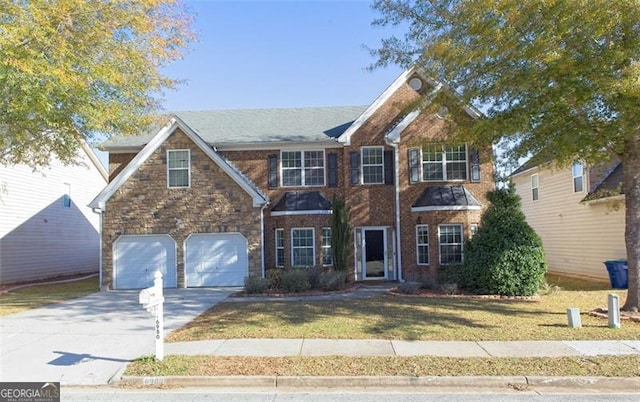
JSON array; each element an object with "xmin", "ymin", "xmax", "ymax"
[{"xmin": 166, "ymin": 338, "xmax": 640, "ymax": 358}]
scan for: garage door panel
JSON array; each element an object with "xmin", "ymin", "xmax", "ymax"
[
  {"xmin": 114, "ymin": 235, "xmax": 177, "ymax": 289},
  {"xmin": 185, "ymin": 233, "xmax": 248, "ymax": 287}
]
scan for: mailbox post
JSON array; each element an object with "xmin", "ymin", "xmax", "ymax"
[{"xmin": 139, "ymin": 270, "xmax": 165, "ymax": 361}]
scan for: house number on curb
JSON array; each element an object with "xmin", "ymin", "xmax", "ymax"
[{"xmin": 139, "ymin": 270, "xmax": 165, "ymax": 361}]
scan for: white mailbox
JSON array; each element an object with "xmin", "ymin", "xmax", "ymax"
[{"xmin": 138, "ymin": 270, "xmax": 165, "ymax": 361}]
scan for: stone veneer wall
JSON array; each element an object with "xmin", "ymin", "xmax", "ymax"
[{"xmin": 102, "ymin": 129, "xmax": 262, "ymax": 289}]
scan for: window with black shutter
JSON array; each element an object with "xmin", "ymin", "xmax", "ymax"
[
  {"xmin": 349, "ymin": 151, "xmax": 360, "ymax": 186},
  {"xmin": 268, "ymin": 154, "xmax": 278, "ymax": 188}
]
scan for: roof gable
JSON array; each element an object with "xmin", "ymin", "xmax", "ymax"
[{"xmin": 89, "ymin": 118, "xmax": 268, "ymax": 211}]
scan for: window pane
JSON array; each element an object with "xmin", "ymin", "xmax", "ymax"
[
  {"xmin": 169, "ymin": 169, "xmax": 189, "ymax": 187},
  {"xmin": 282, "ymin": 169, "xmax": 302, "ymax": 186},
  {"xmin": 362, "ymin": 147, "xmax": 383, "ymax": 164},
  {"xmin": 362, "ymin": 165, "xmax": 383, "ymax": 184},
  {"xmin": 439, "ymin": 225, "xmax": 463, "ymax": 265},
  {"xmin": 322, "ymin": 228, "xmax": 332, "ymax": 266},
  {"xmin": 305, "ymin": 168, "xmax": 325, "ymax": 186},
  {"xmin": 446, "ymin": 162, "xmax": 467, "ymax": 180},
  {"xmin": 305, "ymin": 151, "xmax": 324, "ymax": 168},
  {"xmin": 282, "ymin": 152, "xmax": 302, "ymax": 168},
  {"xmin": 423, "ymin": 163, "xmax": 443, "ymax": 181},
  {"xmin": 416, "ymin": 225, "xmax": 429, "ymax": 265}
]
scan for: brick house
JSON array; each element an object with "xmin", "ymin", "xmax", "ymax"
[{"xmin": 90, "ymin": 66, "xmax": 495, "ymax": 289}]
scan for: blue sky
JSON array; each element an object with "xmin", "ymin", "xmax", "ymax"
[{"xmin": 161, "ymin": 0, "xmax": 403, "ymax": 111}]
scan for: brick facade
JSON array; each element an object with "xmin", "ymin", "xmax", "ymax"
[{"xmin": 100, "ymin": 70, "xmax": 494, "ymax": 288}]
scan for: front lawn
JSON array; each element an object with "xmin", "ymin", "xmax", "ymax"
[
  {"xmin": 0, "ymin": 276, "xmax": 98, "ymax": 316},
  {"xmin": 167, "ymin": 275, "xmax": 636, "ymax": 342}
]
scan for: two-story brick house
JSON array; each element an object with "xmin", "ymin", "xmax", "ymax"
[{"xmin": 90, "ymin": 66, "xmax": 494, "ymax": 289}]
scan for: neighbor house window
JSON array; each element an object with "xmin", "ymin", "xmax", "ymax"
[
  {"xmin": 361, "ymin": 146, "xmax": 384, "ymax": 184},
  {"xmin": 167, "ymin": 149, "xmax": 190, "ymax": 188},
  {"xmin": 572, "ymin": 162, "xmax": 584, "ymax": 193},
  {"xmin": 421, "ymin": 144, "xmax": 467, "ymax": 181},
  {"xmin": 63, "ymin": 183, "xmax": 71, "ymax": 208},
  {"xmin": 275, "ymin": 228, "xmax": 284, "ymax": 268},
  {"xmin": 416, "ymin": 225, "xmax": 429, "ymax": 265},
  {"xmin": 531, "ymin": 174, "xmax": 539, "ymax": 201},
  {"xmin": 439, "ymin": 224, "xmax": 463, "ymax": 265},
  {"xmin": 322, "ymin": 227, "xmax": 332, "ymax": 266},
  {"xmin": 291, "ymin": 228, "xmax": 315, "ymax": 267},
  {"xmin": 281, "ymin": 150, "xmax": 325, "ymax": 187}
]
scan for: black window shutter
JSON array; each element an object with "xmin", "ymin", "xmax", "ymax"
[
  {"xmin": 408, "ymin": 148, "xmax": 421, "ymax": 184},
  {"xmin": 470, "ymin": 148, "xmax": 481, "ymax": 182},
  {"xmin": 349, "ymin": 151, "xmax": 360, "ymax": 186},
  {"xmin": 384, "ymin": 150, "xmax": 394, "ymax": 185},
  {"xmin": 327, "ymin": 153, "xmax": 338, "ymax": 187},
  {"xmin": 268, "ymin": 154, "xmax": 278, "ymax": 188}
]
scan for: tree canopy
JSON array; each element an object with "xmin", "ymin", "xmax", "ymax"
[
  {"xmin": 371, "ymin": 0, "xmax": 640, "ymax": 309},
  {"xmin": 0, "ymin": 0, "xmax": 194, "ymax": 167}
]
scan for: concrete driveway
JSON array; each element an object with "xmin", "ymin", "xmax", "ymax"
[{"xmin": 0, "ymin": 288, "xmax": 235, "ymax": 385}]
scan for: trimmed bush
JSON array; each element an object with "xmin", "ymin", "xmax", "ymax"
[
  {"xmin": 244, "ymin": 276, "xmax": 269, "ymax": 294},
  {"xmin": 266, "ymin": 269, "xmax": 283, "ymax": 291},
  {"xmin": 460, "ymin": 186, "xmax": 547, "ymax": 296},
  {"xmin": 398, "ymin": 281, "xmax": 421, "ymax": 294},
  {"xmin": 319, "ymin": 270, "xmax": 347, "ymax": 291},
  {"xmin": 281, "ymin": 269, "xmax": 311, "ymax": 293}
]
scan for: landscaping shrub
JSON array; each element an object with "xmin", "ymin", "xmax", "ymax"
[
  {"xmin": 438, "ymin": 264, "xmax": 462, "ymax": 285},
  {"xmin": 244, "ymin": 276, "xmax": 269, "ymax": 294},
  {"xmin": 460, "ymin": 186, "xmax": 547, "ymax": 296},
  {"xmin": 319, "ymin": 270, "xmax": 347, "ymax": 291},
  {"xmin": 308, "ymin": 266, "xmax": 322, "ymax": 290},
  {"xmin": 281, "ymin": 269, "xmax": 311, "ymax": 293},
  {"xmin": 266, "ymin": 269, "xmax": 283, "ymax": 291},
  {"xmin": 397, "ymin": 281, "xmax": 421, "ymax": 294}
]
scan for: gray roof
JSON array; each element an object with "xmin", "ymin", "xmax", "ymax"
[
  {"xmin": 412, "ymin": 186, "xmax": 481, "ymax": 208},
  {"xmin": 101, "ymin": 106, "xmax": 368, "ymax": 149}
]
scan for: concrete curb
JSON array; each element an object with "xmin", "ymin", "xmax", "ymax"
[{"xmin": 118, "ymin": 375, "xmax": 640, "ymax": 390}]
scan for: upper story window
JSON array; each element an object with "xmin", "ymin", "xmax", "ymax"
[
  {"xmin": 361, "ymin": 146, "xmax": 384, "ymax": 184},
  {"xmin": 572, "ymin": 162, "xmax": 584, "ymax": 193},
  {"xmin": 167, "ymin": 149, "xmax": 190, "ymax": 188},
  {"xmin": 409, "ymin": 144, "xmax": 469, "ymax": 183},
  {"xmin": 531, "ymin": 174, "xmax": 539, "ymax": 201},
  {"xmin": 281, "ymin": 150, "xmax": 325, "ymax": 187}
]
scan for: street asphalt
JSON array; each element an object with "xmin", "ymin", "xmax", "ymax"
[{"xmin": 1, "ymin": 283, "xmax": 639, "ymax": 389}]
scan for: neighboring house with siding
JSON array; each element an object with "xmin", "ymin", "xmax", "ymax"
[
  {"xmin": 0, "ymin": 142, "xmax": 108, "ymax": 285},
  {"xmin": 510, "ymin": 159, "xmax": 624, "ymax": 281},
  {"xmin": 90, "ymin": 66, "xmax": 495, "ymax": 290}
]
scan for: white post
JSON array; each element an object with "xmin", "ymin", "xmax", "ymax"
[
  {"xmin": 154, "ymin": 270, "xmax": 164, "ymax": 361},
  {"xmin": 566, "ymin": 308, "xmax": 581, "ymax": 328},
  {"xmin": 608, "ymin": 293, "xmax": 621, "ymax": 329}
]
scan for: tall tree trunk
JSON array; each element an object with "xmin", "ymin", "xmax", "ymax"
[{"xmin": 622, "ymin": 134, "xmax": 640, "ymax": 311}]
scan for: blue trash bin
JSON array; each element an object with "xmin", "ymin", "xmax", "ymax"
[{"xmin": 603, "ymin": 260, "xmax": 628, "ymax": 289}]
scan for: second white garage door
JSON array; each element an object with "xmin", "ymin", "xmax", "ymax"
[{"xmin": 185, "ymin": 233, "xmax": 248, "ymax": 287}]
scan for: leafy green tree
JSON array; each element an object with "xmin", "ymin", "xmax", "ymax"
[
  {"xmin": 330, "ymin": 195, "xmax": 352, "ymax": 273},
  {"xmin": 0, "ymin": 0, "xmax": 194, "ymax": 167},
  {"xmin": 461, "ymin": 186, "xmax": 547, "ymax": 296},
  {"xmin": 371, "ymin": 0, "xmax": 640, "ymax": 310}
]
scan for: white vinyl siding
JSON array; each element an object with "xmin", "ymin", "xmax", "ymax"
[
  {"xmin": 281, "ymin": 150, "xmax": 325, "ymax": 187},
  {"xmin": 416, "ymin": 225, "xmax": 429, "ymax": 265},
  {"xmin": 167, "ymin": 149, "xmax": 190, "ymax": 188},
  {"xmin": 572, "ymin": 162, "xmax": 584, "ymax": 193},
  {"xmin": 513, "ymin": 166, "xmax": 625, "ymax": 281},
  {"xmin": 361, "ymin": 146, "xmax": 384, "ymax": 184},
  {"xmin": 291, "ymin": 228, "xmax": 315, "ymax": 267},
  {"xmin": 439, "ymin": 224, "xmax": 463, "ymax": 265},
  {"xmin": 0, "ymin": 149, "xmax": 106, "ymax": 284},
  {"xmin": 275, "ymin": 228, "xmax": 284, "ymax": 268},
  {"xmin": 322, "ymin": 227, "xmax": 332, "ymax": 266}
]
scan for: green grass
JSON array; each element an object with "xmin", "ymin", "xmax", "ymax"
[
  {"xmin": 0, "ymin": 277, "xmax": 99, "ymax": 316},
  {"xmin": 126, "ymin": 355, "xmax": 640, "ymax": 377},
  {"xmin": 167, "ymin": 275, "xmax": 635, "ymax": 342}
]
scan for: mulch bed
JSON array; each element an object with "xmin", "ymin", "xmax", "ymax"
[
  {"xmin": 230, "ymin": 285, "xmax": 360, "ymax": 298},
  {"xmin": 387, "ymin": 288, "xmax": 541, "ymax": 301}
]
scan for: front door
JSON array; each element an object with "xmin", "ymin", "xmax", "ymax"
[{"xmin": 363, "ymin": 228, "xmax": 387, "ymax": 279}]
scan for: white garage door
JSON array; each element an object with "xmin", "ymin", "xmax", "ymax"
[
  {"xmin": 185, "ymin": 233, "xmax": 248, "ymax": 287},
  {"xmin": 113, "ymin": 235, "xmax": 177, "ymax": 289}
]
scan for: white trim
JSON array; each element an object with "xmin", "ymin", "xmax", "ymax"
[
  {"xmin": 411, "ymin": 205, "xmax": 481, "ymax": 212},
  {"xmin": 321, "ymin": 227, "xmax": 333, "ymax": 267},
  {"xmin": 361, "ymin": 227, "xmax": 389, "ymax": 280},
  {"xmin": 260, "ymin": 205, "xmax": 267, "ymax": 277},
  {"xmin": 531, "ymin": 174, "xmax": 539, "ymax": 202},
  {"xmin": 166, "ymin": 149, "xmax": 191, "ymax": 189},
  {"xmin": 291, "ymin": 227, "xmax": 316, "ymax": 267},
  {"xmin": 79, "ymin": 140, "xmax": 109, "ymax": 182},
  {"xmin": 438, "ymin": 224, "xmax": 464, "ymax": 266},
  {"xmin": 420, "ymin": 144, "xmax": 469, "ymax": 182},
  {"xmin": 89, "ymin": 117, "xmax": 268, "ymax": 211},
  {"xmin": 270, "ymin": 210, "xmax": 332, "ymax": 217},
  {"xmin": 415, "ymin": 224, "xmax": 430, "ymax": 266},
  {"xmin": 338, "ymin": 68, "xmax": 416, "ymax": 146},
  {"xmin": 275, "ymin": 228, "xmax": 285, "ymax": 268},
  {"xmin": 572, "ymin": 162, "xmax": 585, "ymax": 193}
]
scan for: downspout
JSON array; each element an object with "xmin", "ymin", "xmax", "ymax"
[
  {"xmin": 387, "ymin": 139, "xmax": 404, "ymax": 282},
  {"xmin": 260, "ymin": 204, "xmax": 267, "ymax": 278},
  {"xmin": 91, "ymin": 207, "xmax": 104, "ymax": 290}
]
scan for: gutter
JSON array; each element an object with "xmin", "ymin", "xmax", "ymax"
[
  {"xmin": 260, "ymin": 204, "xmax": 268, "ymax": 278},
  {"xmin": 385, "ymin": 137, "xmax": 404, "ymax": 282},
  {"xmin": 90, "ymin": 207, "xmax": 105, "ymax": 290}
]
